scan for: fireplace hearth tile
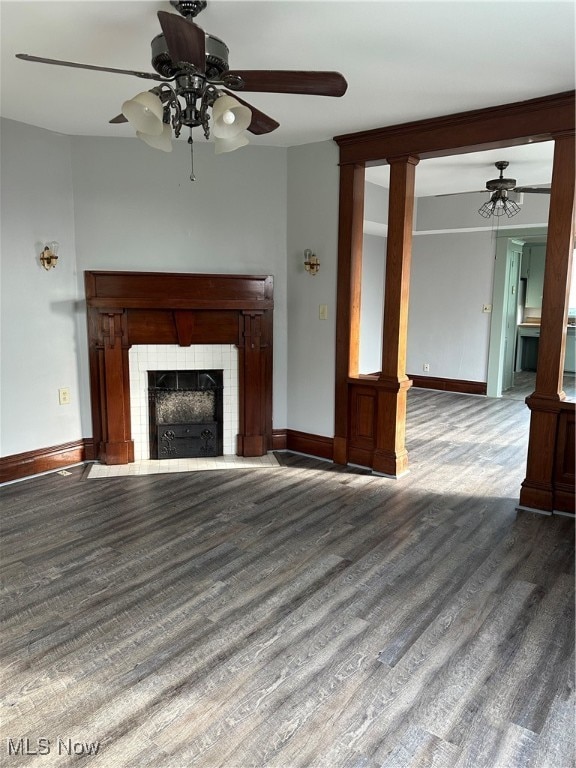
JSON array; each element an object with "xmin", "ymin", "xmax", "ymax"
[{"xmin": 87, "ymin": 453, "xmax": 281, "ymax": 478}]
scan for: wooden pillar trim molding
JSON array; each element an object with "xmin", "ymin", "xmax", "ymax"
[
  {"xmin": 85, "ymin": 271, "xmax": 274, "ymax": 465},
  {"xmin": 334, "ymin": 162, "xmax": 365, "ymax": 465},
  {"xmin": 335, "ymin": 91, "xmax": 575, "ymax": 508},
  {"xmin": 373, "ymin": 154, "xmax": 418, "ymax": 477},
  {"xmin": 334, "ymin": 91, "xmax": 575, "ymax": 166},
  {"xmin": 520, "ymin": 130, "xmax": 575, "ymax": 513}
]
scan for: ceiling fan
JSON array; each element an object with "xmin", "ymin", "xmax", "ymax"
[
  {"xmin": 483, "ymin": 160, "xmax": 551, "ymax": 196},
  {"xmin": 478, "ymin": 161, "xmax": 551, "ymax": 218},
  {"xmin": 15, "ymin": 0, "xmax": 348, "ymax": 178}
]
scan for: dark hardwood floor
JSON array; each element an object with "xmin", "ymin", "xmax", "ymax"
[{"xmin": 1, "ymin": 389, "xmax": 574, "ymax": 767}]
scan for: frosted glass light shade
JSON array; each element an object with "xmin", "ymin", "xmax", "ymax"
[
  {"xmin": 137, "ymin": 124, "xmax": 173, "ymax": 152},
  {"xmin": 214, "ymin": 133, "xmax": 249, "ymax": 154},
  {"xmin": 212, "ymin": 95, "xmax": 251, "ymax": 138},
  {"xmin": 122, "ymin": 91, "xmax": 164, "ymax": 136}
]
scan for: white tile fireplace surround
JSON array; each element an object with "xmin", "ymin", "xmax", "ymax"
[{"xmin": 129, "ymin": 344, "xmax": 239, "ymax": 461}]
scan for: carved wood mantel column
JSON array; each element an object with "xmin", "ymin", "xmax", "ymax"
[
  {"xmin": 373, "ymin": 155, "xmax": 419, "ymax": 476},
  {"xmin": 96, "ymin": 310, "xmax": 134, "ymax": 464},
  {"xmin": 237, "ymin": 310, "xmax": 273, "ymax": 456}
]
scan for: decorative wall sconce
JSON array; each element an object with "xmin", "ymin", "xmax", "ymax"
[
  {"xmin": 39, "ymin": 241, "xmax": 59, "ymax": 270},
  {"xmin": 304, "ymin": 249, "xmax": 320, "ymax": 276}
]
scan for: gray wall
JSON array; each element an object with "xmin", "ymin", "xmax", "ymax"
[
  {"xmin": 408, "ymin": 230, "xmax": 495, "ymax": 381},
  {"xmin": 0, "ymin": 119, "xmax": 82, "ymax": 455},
  {"xmin": 359, "ymin": 234, "xmax": 386, "ymax": 374},
  {"xmin": 0, "ymin": 118, "xmax": 291, "ymax": 456},
  {"xmin": 286, "ymin": 140, "xmax": 340, "ymax": 436},
  {"xmin": 70, "ymin": 135, "xmax": 289, "ymax": 436},
  {"xmin": 0, "ymin": 115, "xmax": 555, "ymax": 460},
  {"xmin": 360, "ymin": 184, "xmax": 551, "ymax": 383}
]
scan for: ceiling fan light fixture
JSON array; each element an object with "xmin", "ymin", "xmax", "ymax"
[
  {"xmin": 137, "ymin": 123, "xmax": 173, "ymax": 152},
  {"xmin": 214, "ymin": 132, "xmax": 250, "ymax": 154},
  {"xmin": 478, "ymin": 191, "xmax": 521, "ymax": 219},
  {"xmin": 122, "ymin": 91, "xmax": 164, "ymax": 136},
  {"xmin": 15, "ymin": 4, "xmax": 349, "ymax": 181},
  {"xmin": 212, "ymin": 94, "xmax": 252, "ymax": 138}
]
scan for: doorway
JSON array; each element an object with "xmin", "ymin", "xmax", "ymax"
[{"xmin": 487, "ymin": 232, "xmax": 548, "ymax": 398}]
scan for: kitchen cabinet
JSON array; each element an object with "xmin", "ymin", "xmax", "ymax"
[
  {"xmin": 516, "ymin": 325, "xmax": 540, "ymax": 371},
  {"xmin": 517, "ymin": 325, "xmax": 576, "ymax": 373}
]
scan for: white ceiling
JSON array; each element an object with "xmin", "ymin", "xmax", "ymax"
[{"xmin": 1, "ymin": 0, "xmax": 574, "ymax": 195}]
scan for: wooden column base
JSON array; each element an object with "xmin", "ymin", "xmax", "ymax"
[
  {"xmin": 520, "ymin": 394, "xmax": 575, "ymax": 514},
  {"xmin": 101, "ymin": 440, "xmax": 135, "ymax": 466},
  {"xmin": 333, "ymin": 436, "xmax": 348, "ymax": 465},
  {"xmin": 372, "ymin": 447, "xmax": 410, "ymax": 477},
  {"xmin": 237, "ymin": 434, "xmax": 266, "ymax": 457},
  {"xmin": 373, "ymin": 376, "xmax": 412, "ymax": 477}
]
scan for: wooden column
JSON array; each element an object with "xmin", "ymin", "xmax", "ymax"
[
  {"xmin": 520, "ymin": 132, "xmax": 575, "ymax": 511},
  {"xmin": 373, "ymin": 155, "xmax": 419, "ymax": 476},
  {"xmin": 237, "ymin": 311, "xmax": 269, "ymax": 456},
  {"xmin": 334, "ymin": 162, "xmax": 366, "ymax": 464},
  {"xmin": 98, "ymin": 311, "xmax": 134, "ymax": 464}
]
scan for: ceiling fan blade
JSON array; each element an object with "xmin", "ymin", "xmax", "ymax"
[
  {"xmin": 16, "ymin": 53, "xmax": 164, "ymax": 81},
  {"xmin": 109, "ymin": 113, "xmax": 128, "ymax": 124},
  {"xmin": 513, "ymin": 186, "xmax": 551, "ymax": 194},
  {"xmin": 222, "ymin": 90, "xmax": 279, "ymax": 135},
  {"xmin": 433, "ymin": 190, "xmax": 485, "ymax": 197},
  {"xmin": 157, "ymin": 11, "xmax": 205, "ymax": 73},
  {"xmin": 222, "ymin": 70, "xmax": 347, "ymax": 97}
]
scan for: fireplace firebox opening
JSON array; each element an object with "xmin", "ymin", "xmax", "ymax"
[{"xmin": 148, "ymin": 370, "xmax": 224, "ymax": 459}]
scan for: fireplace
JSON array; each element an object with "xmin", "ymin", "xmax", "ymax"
[
  {"xmin": 148, "ymin": 370, "xmax": 223, "ymax": 459},
  {"xmin": 129, "ymin": 344, "xmax": 238, "ymax": 461},
  {"xmin": 85, "ymin": 271, "xmax": 274, "ymax": 465}
]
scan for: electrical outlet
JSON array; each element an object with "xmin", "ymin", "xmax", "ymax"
[
  {"xmin": 59, "ymin": 387, "xmax": 71, "ymax": 405},
  {"xmin": 423, "ymin": 363, "xmax": 430, "ymax": 372},
  {"xmin": 319, "ymin": 304, "xmax": 328, "ymax": 320}
]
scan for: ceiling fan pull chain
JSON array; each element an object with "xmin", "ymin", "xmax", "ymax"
[{"xmin": 188, "ymin": 130, "xmax": 196, "ymax": 181}]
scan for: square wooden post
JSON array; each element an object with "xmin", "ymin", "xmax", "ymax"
[{"xmin": 373, "ymin": 155, "xmax": 419, "ymax": 476}]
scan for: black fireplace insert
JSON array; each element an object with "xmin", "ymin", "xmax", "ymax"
[{"xmin": 148, "ymin": 370, "xmax": 224, "ymax": 459}]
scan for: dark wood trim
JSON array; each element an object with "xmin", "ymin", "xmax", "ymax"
[
  {"xmin": 519, "ymin": 132, "xmax": 575, "ymax": 513},
  {"xmin": 335, "ymin": 91, "xmax": 575, "ymax": 165},
  {"xmin": 409, "ymin": 375, "xmax": 487, "ymax": 396},
  {"xmin": 0, "ymin": 440, "xmax": 88, "ymax": 484},
  {"xmin": 271, "ymin": 429, "xmax": 287, "ymax": 451},
  {"xmin": 521, "ymin": 398, "xmax": 576, "ymax": 515},
  {"xmin": 285, "ymin": 430, "xmax": 334, "ymax": 461},
  {"xmin": 554, "ymin": 404, "xmax": 575, "ymax": 515},
  {"xmin": 85, "ymin": 271, "xmax": 274, "ymax": 464},
  {"xmin": 373, "ymin": 156, "xmax": 418, "ymax": 477},
  {"xmin": 334, "ymin": 163, "xmax": 365, "ymax": 465},
  {"xmin": 86, "ymin": 271, "xmax": 274, "ymax": 310},
  {"xmin": 334, "ymin": 91, "xmax": 575, "ymax": 511}
]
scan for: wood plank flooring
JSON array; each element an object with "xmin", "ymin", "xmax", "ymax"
[{"xmin": 1, "ymin": 389, "xmax": 574, "ymax": 767}]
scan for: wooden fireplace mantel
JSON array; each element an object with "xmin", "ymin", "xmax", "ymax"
[{"xmin": 85, "ymin": 271, "xmax": 274, "ymax": 465}]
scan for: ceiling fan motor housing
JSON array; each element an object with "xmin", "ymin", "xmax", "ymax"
[
  {"xmin": 486, "ymin": 176, "xmax": 517, "ymax": 191},
  {"xmin": 486, "ymin": 160, "xmax": 516, "ymax": 191},
  {"xmin": 151, "ymin": 32, "xmax": 229, "ymax": 79}
]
